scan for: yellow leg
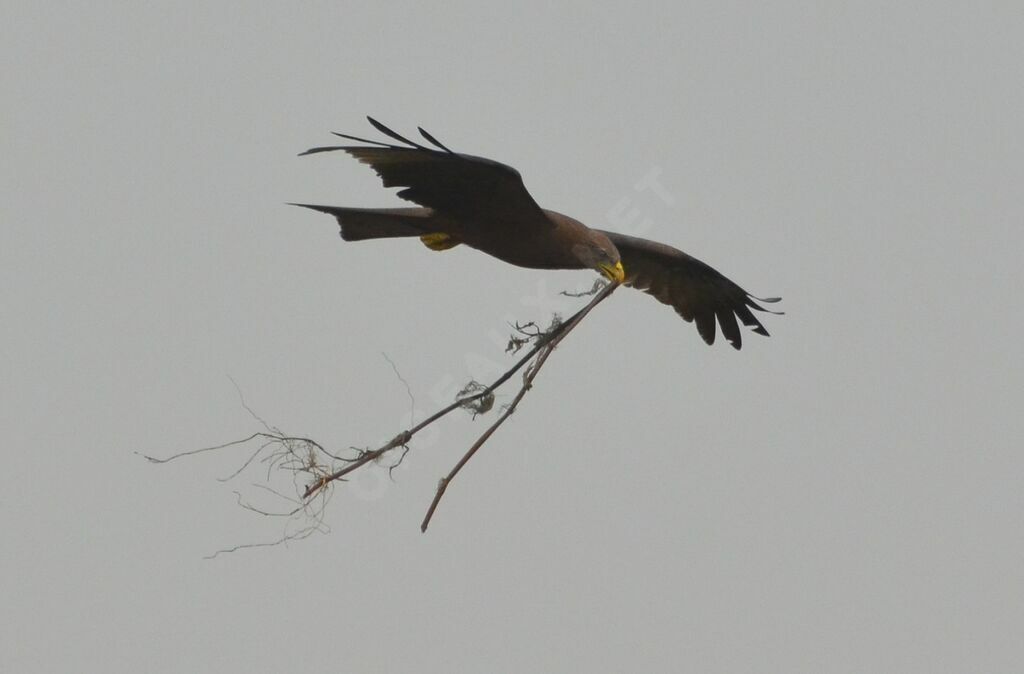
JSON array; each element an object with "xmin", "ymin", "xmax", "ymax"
[{"xmin": 420, "ymin": 233, "xmax": 461, "ymax": 251}]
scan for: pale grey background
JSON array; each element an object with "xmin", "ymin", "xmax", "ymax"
[{"xmin": 3, "ymin": 2, "xmax": 1022, "ymax": 672}]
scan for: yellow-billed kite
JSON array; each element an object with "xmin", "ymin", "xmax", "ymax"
[{"xmin": 293, "ymin": 118, "xmax": 781, "ymax": 349}]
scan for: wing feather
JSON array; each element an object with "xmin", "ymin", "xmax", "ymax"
[
  {"xmin": 599, "ymin": 230, "xmax": 780, "ymax": 350},
  {"xmin": 300, "ymin": 119, "xmax": 549, "ymax": 227}
]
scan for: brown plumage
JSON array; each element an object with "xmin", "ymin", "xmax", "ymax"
[{"xmin": 292, "ymin": 118, "xmax": 781, "ymax": 349}]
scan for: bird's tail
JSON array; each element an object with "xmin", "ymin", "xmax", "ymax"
[{"xmin": 289, "ymin": 204, "xmax": 431, "ymax": 241}]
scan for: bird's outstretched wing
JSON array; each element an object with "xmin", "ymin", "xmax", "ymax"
[
  {"xmin": 301, "ymin": 117, "xmax": 550, "ymax": 227},
  {"xmin": 599, "ymin": 230, "xmax": 782, "ymax": 350}
]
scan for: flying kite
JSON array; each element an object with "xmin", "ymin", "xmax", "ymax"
[{"xmin": 292, "ymin": 118, "xmax": 780, "ymax": 349}]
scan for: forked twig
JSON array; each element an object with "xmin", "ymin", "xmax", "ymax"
[
  {"xmin": 301, "ymin": 281, "xmax": 619, "ymax": 510},
  {"xmin": 146, "ymin": 280, "xmax": 620, "ymax": 544},
  {"xmin": 420, "ymin": 280, "xmax": 619, "ymax": 530}
]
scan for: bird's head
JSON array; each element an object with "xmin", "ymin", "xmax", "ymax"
[{"xmin": 573, "ymin": 231, "xmax": 625, "ymax": 283}]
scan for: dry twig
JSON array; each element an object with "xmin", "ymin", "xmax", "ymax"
[{"xmin": 145, "ymin": 280, "xmax": 619, "ymax": 545}]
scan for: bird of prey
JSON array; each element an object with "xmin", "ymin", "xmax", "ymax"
[{"xmin": 292, "ymin": 118, "xmax": 781, "ymax": 349}]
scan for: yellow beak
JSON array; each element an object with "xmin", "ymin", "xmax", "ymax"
[{"xmin": 599, "ymin": 261, "xmax": 626, "ymax": 283}]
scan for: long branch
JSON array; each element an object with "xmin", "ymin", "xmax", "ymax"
[{"xmin": 302, "ymin": 281, "xmax": 619, "ymax": 503}]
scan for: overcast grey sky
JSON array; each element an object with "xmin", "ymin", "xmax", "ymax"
[{"xmin": 3, "ymin": 2, "xmax": 1022, "ymax": 672}]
